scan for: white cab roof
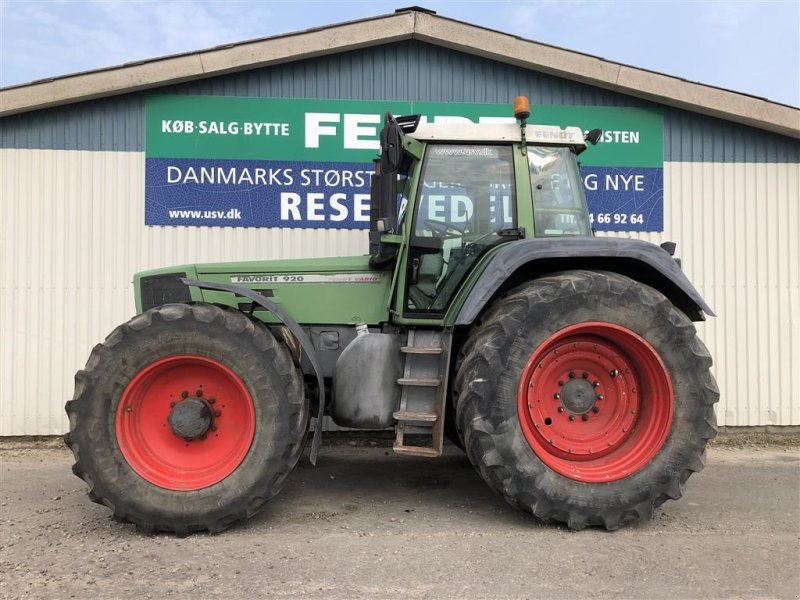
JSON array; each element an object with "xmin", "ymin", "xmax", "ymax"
[{"xmin": 409, "ymin": 122, "xmax": 586, "ymax": 148}]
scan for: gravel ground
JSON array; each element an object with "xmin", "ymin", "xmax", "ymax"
[{"xmin": 1, "ymin": 439, "xmax": 798, "ymax": 599}]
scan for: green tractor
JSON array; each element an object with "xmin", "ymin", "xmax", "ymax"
[{"xmin": 66, "ymin": 97, "xmax": 718, "ymax": 534}]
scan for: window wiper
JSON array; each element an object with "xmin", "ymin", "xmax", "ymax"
[
  {"xmin": 465, "ymin": 227, "xmax": 526, "ymax": 250},
  {"xmin": 496, "ymin": 227, "xmax": 525, "ymax": 239}
]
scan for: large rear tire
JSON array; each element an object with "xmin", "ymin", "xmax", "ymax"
[
  {"xmin": 455, "ymin": 270, "xmax": 718, "ymax": 530},
  {"xmin": 65, "ymin": 303, "xmax": 308, "ymax": 534}
]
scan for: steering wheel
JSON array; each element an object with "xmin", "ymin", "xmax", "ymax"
[{"xmin": 424, "ymin": 219, "xmax": 464, "ymax": 240}]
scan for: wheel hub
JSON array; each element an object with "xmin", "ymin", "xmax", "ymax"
[
  {"xmin": 560, "ymin": 379, "xmax": 596, "ymax": 415},
  {"xmin": 168, "ymin": 397, "xmax": 213, "ymax": 440}
]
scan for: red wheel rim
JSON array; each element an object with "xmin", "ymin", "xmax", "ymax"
[
  {"xmin": 116, "ymin": 355, "xmax": 255, "ymax": 490},
  {"xmin": 517, "ymin": 322, "xmax": 673, "ymax": 482}
]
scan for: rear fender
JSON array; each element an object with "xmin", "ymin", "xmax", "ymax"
[{"xmin": 454, "ymin": 238, "xmax": 714, "ymax": 325}]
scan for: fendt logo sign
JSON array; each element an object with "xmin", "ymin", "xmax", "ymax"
[{"xmin": 145, "ymin": 96, "xmax": 664, "ymax": 231}]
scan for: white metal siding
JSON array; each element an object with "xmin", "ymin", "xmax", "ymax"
[
  {"xmin": 0, "ymin": 149, "xmax": 367, "ymax": 435},
  {"xmin": 597, "ymin": 161, "xmax": 800, "ymax": 426},
  {"xmin": 1, "ymin": 149, "xmax": 798, "ymax": 434}
]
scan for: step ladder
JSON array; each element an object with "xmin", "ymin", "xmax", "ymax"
[{"xmin": 393, "ymin": 329, "xmax": 452, "ymax": 457}]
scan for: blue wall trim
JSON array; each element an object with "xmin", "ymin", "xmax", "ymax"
[{"xmin": 2, "ymin": 41, "xmax": 798, "ymax": 163}]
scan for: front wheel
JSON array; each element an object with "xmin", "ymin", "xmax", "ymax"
[
  {"xmin": 65, "ymin": 303, "xmax": 308, "ymax": 534},
  {"xmin": 455, "ymin": 270, "xmax": 718, "ymax": 530}
]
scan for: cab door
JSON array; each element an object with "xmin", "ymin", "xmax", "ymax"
[{"xmin": 396, "ymin": 143, "xmax": 520, "ymax": 320}]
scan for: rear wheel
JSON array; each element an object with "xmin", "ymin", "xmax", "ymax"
[
  {"xmin": 455, "ymin": 270, "xmax": 718, "ymax": 529},
  {"xmin": 65, "ymin": 303, "xmax": 308, "ymax": 534}
]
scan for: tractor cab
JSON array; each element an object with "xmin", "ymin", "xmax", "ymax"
[{"xmin": 369, "ymin": 97, "xmax": 597, "ymax": 317}]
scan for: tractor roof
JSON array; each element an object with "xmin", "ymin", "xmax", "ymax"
[{"xmin": 409, "ymin": 122, "xmax": 586, "ymax": 149}]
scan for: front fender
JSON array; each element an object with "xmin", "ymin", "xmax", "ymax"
[
  {"xmin": 454, "ymin": 238, "xmax": 714, "ymax": 325},
  {"xmin": 181, "ymin": 278, "xmax": 326, "ymax": 465}
]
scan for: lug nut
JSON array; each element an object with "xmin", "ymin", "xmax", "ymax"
[
  {"xmin": 592, "ymin": 381, "xmax": 601, "ymax": 388},
  {"xmin": 610, "ymin": 369, "xmax": 619, "ymax": 378},
  {"xmin": 582, "ymin": 372, "xmax": 589, "ymax": 379},
  {"xmin": 568, "ymin": 415, "xmax": 575, "ymax": 421},
  {"xmin": 582, "ymin": 414, "xmax": 589, "ymax": 421},
  {"xmin": 592, "ymin": 406, "xmax": 600, "ymax": 413},
  {"xmin": 208, "ymin": 397, "xmax": 216, "ymax": 404},
  {"xmin": 210, "ymin": 425, "xmax": 217, "ymax": 432},
  {"xmin": 569, "ymin": 371, "xmax": 575, "ymax": 379},
  {"xmin": 558, "ymin": 380, "xmax": 565, "ymax": 387},
  {"xmin": 195, "ymin": 389, "xmax": 203, "ymax": 397},
  {"xmin": 597, "ymin": 394, "xmax": 604, "ymax": 401},
  {"xmin": 170, "ymin": 401, "xmax": 176, "ymax": 408},
  {"xmin": 557, "ymin": 407, "xmax": 564, "ymax": 413},
  {"xmin": 553, "ymin": 393, "xmax": 560, "ymax": 400},
  {"xmin": 181, "ymin": 391, "xmax": 189, "ymax": 399},
  {"xmin": 213, "ymin": 409, "xmax": 222, "ymax": 418}
]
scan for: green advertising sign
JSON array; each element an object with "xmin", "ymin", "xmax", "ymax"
[{"xmin": 146, "ymin": 96, "xmax": 663, "ymax": 167}]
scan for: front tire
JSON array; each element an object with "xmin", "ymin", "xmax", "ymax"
[
  {"xmin": 455, "ymin": 271, "xmax": 718, "ymax": 530},
  {"xmin": 65, "ymin": 303, "xmax": 308, "ymax": 534}
]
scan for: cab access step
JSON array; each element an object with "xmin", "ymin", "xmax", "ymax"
[{"xmin": 393, "ymin": 330, "xmax": 452, "ymax": 458}]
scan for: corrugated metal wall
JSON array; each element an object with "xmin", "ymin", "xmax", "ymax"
[
  {"xmin": 1, "ymin": 40, "xmax": 799, "ymax": 434},
  {"xmin": 2, "ymin": 149, "xmax": 797, "ymax": 434},
  {"xmin": 597, "ymin": 161, "xmax": 800, "ymax": 426},
  {"xmin": 4, "ymin": 41, "xmax": 797, "ymax": 163},
  {"xmin": 0, "ymin": 150, "xmax": 367, "ymax": 435}
]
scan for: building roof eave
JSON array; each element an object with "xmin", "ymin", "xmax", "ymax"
[
  {"xmin": 1, "ymin": 8, "xmax": 797, "ymax": 139},
  {"xmin": 411, "ymin": 12, "xmax": 799, "ymax": 139},
  {"xmin": 0, "ymin": 12, "xmax": 415, "ymax": 117}
]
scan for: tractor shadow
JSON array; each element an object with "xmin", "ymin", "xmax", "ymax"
[{"xmin": 245, "ymin": 440, "xmax": 560, "ymax": 532}]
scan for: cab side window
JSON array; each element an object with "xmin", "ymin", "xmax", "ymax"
[{"xmin": 530, "ymin": 146, "xmax": 591, "ymax": 237}]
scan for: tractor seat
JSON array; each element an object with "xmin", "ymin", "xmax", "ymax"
[{"xmin": 408, "ymin": 253, "xmax": 444, "ymax": 309}]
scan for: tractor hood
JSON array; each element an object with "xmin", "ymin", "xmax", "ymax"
[{"xmin": 134, "ymin": 254, "xmax": 392, "ymax": 325}]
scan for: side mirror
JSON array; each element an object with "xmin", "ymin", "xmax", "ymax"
[
  {"xmin": 369, "ymin": 115, "xmax": 405, "ymax": 268},
  {"xmin": 380, "ymin": 113, "xmax": 403, "ymax": 173},
  {"xmin": 585, "ymin": 128, "xmax": 603, "ymax": 146}
]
